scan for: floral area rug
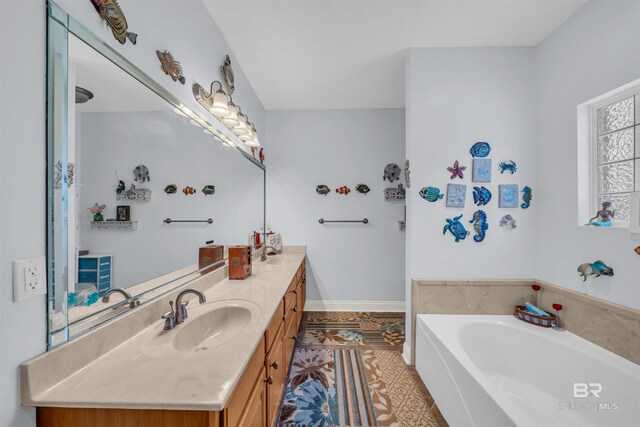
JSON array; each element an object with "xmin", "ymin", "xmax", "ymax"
[{"xmin": 278, "ymin": 312, "xmax": 444, "ymax": 426}]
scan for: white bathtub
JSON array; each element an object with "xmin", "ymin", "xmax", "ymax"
[{"xmin": 416, "ymin": 315, "xmax": 640, "ymax": 427}]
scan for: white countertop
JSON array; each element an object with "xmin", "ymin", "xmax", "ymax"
[{"xmin": 21, "ymin": 248, "xmax": 306, "ymax": 411}]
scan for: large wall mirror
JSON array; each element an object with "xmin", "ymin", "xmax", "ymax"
[{"xmin": 47, "ymin": 3, "xmax": 265, "ymax": 348}]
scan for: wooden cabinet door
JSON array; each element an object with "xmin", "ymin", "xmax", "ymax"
[
  {"xmin": 266, "ymin": 324, "xmax": 285, "ymax": 427},
  {"xmin": 236, "ymin": 368, "xmax": 267, "ymax": 427}
]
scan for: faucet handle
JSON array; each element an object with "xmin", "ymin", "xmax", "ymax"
[
  {"xmin": 162, "ymin": 304, "xmax": 176, "ymax": 330},
  {"xmin": 180, "ymin": 301, "xmax": 189, "ymax": 320}
]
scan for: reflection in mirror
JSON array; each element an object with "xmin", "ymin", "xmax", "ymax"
[{"xmin": 47, "ymin": 17, "xmax": 264, "ymax": 347}]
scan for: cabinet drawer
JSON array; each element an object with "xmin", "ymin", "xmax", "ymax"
[
  {"xmin": 266, "ymin": 324, "xmax": 285, "ymax": 427},
  {"xmin": 78, "ymin": 258, "xmax": 98, "ymax": 270},
  {"xmin": 265, "ymin": 300, "xmax": 284, "ymax": 354},
  {"xmin": 284, "ymin": 280, "xmax": 297, "ymax": 314},
  {"xmin": 284, "ymin": 309, "xmax": 298, "ymax": 367},
  {"xmin": 77, "ymin": 271, "xmax": 97, "ymax": 283},
  {"xmin": 224, "ymin": 336, "xmax": 266, "ymax": 427}
]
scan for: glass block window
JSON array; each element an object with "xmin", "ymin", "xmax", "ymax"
[{"xmin": 594, "ymin": 93, "xmax": 640, "ymax": 225}]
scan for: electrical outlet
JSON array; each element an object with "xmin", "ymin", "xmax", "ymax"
[{"xmin": 13, "ymin": 257, "xmax": 46, "ymax": 302}]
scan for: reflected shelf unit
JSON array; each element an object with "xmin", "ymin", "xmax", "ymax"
[{"xmin": 91, "ymin": 221, "xmax": 138, "ymax": 231}]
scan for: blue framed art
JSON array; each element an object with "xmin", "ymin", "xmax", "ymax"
[
  {"xmin": 446, "ymin": 183, "xmax": 466, "ymax": 208},
  {"xmin": 499, "ymin": 184, "xmax": 519, "ymax": 208},
  {"xmin": 472, "ymin": 159, "xmax": 492, "ymax": 182}
]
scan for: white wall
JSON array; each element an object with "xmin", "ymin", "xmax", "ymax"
[
  {"xmin": 0, "ymin": 2, "xmax": 46, "ymax": 426},
  {"xmin": 0, "ymin": 1, "xmax": 265, "ymax": 426},
  {"xmin": 266, "ymin": 109, "xmax": 405, "ymax": 304},
  {"xmin": 534, "ymin": 0, "xmax": 640, "ymax": 309},
  {"xmin": 405, "ymin": 47, "xmax": 538, "ymax": 346}
]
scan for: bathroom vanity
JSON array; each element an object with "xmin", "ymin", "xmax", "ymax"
[{"xmin": 22, "ymin": 248, "xmax": 306, "ymax": 427}]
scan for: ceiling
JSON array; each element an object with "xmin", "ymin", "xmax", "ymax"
[{"xmin": 203, "ymin": 0, "xmax": 588, "ymax": 110}]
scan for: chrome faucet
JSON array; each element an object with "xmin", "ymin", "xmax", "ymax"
[
  {"xmin": 102, "ymin": 288, "xmax": 140, "ymax": 309},
  {"xmin": 161, "ymin": 288, "xmax": 207, "ymax": 330},
  {"xmin": 261, "ymin": 245, "xmax": 277, "ymax": 262}
]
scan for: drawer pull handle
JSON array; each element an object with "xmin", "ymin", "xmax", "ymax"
[
  {"xmin": 291, "ymin": 289, "xmax": 297, "ymax": 294},
  {"xmin": 293, "ymin": 307, "xmax": 297, "ymax": 313},
  {"xmin": 271, "ymin": 360, "xmax": 279, "ymax": 369},
  {"xmin": 264, "ymin": 376, "xmax": 273, "ymax": 385},
  {"xmin": 292, "ymin": 335, "xmax": 298, "ymax": 342}
]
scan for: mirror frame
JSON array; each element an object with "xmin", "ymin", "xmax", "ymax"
[{"xmin": 46, "ymin": 1, "xmax": 266, "ymax": 348}]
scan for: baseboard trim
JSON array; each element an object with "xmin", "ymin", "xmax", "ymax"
[
  {"xmin": 402, "ymin": 342, "xmax": 412, "ymax": 366},
  {"xmin": 304, "ymin": 300, "xmax": 405, "ymax": 312}
]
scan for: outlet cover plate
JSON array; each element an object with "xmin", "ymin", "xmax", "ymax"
[{"xmin": 13, "ymin": 257, "xmax": 46, "ymax": 302}]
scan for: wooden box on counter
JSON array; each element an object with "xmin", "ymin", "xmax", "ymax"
[
  {"xmin": 228, "ymin": 245, "xmax": 252, "ymax": 280},
  {"xmin": 199, "ymin": 244, "xmax": 224, "ymax": 275}
]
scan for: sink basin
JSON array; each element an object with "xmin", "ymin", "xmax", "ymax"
[
  {"xmin": 173, "ymin": 305, "xmax": 251, "ymax": 352},
  {"xmin": 142, "ymin": 299, "xmax": 261, "ymax": 356},
  {"xmin": 266, "ymin": 256, "xmax": 288, "ymax": 265}
]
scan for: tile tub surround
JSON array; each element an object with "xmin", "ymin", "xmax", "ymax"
[
  {"xmin": 410, "ymin": 279, "xmax": 640, "ymax": 366},
  {"xmin": 21, "ymin": 247, "xmax": 306, "ymax": 411}
]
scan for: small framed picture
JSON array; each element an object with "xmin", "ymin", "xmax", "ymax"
[
  {"xmin": 472, "ymin": 158, "xmax": 492, "ymax": 182},
  {"xmin": 116, "ymin": 205, "xmax": 131, "ymax": 221},
  {"xmin": 446, "ymin": 183, "xmax": 466, "ymax": 208},
  {"xmin": 499, "ymin": 185, "xmax": 519, "ymax": 208}
]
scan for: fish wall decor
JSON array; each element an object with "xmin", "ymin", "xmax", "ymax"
[
  {"xmin": 164, "ymin": 184, "xmax": 177, "ymax": 194},
  {"xmin": 336, "ymin": 186, "xmax": 351, "ymax": 195},
  {"xmin": 443, "ymin": 214, "xmax": 470, "ymax": 242},
  {"xmin": 259, "ymin": 148, "xmax": 265, "ymax": 164},
  {"xmin": 157, "ymin": 50, "xmax": 185, "ymax": 84},
  {"xmin": 521, "ymin": 186, "xmax": 532, "ymax": 209},
  {"xmin": 356, "ymin": 184, "xmax": 371, "ymax": 194},
  {"xmin": 472, "ymin": 186, "xmax": 492, "ymax": 206},
  {"xmin": 469, "ymin": 142, "xmax": 491, "ymax": 158},
  {"xmin": 498, "ymin": 160, "xmax": 517, "ymax": 174},
  {"xmin": 419, "ymin": 187, "xmax": 444, "ymax": 202},
  {"xmin": 447, "ymin": 160, "xmax": 466, "ymax": 179},
  {"xmin": 469, "ymin": 210, "xmax": 489, "ymax": 242},
  {"xmin": 183, "ymin": 186, "xmax": 196, "ymax": 195},
  {"xmin": 90, "ymin": 0, "xmax": 138, "ymax": 45},
  {"xmin": 316, "ymin": 185, "xmax": 331, "ymax": 195},
  {"xmin": 577, "ymin": 260, "xmax": 614, "ymax": 281},
  {"xmin": 202, "ymin": 185, "xmax": 216, "ymax": 195},
  {"xmin": 635, "ymin": 246, "xmax": 640, "ymax": 255}
]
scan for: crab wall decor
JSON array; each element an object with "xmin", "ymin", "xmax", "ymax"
[{"xmin": 498, "ymin": 160, "xmax": 517, "ymax": 174}]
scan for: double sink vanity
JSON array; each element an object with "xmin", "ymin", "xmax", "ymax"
[{"xmin": 22, "ymin": 247, "xmax": 307, "ymax": 427}]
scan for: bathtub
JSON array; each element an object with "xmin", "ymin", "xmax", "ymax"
[{"xmin": 415, "ymin": 315, "xmax": 640, "ymax": 427}]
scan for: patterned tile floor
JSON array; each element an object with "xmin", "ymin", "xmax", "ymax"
[{"xmin": 278, "ymin": 312, "xmax": 448, "ymax": 427}]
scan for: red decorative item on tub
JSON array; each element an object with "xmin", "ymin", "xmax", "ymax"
[
  {"xmin": 532, "ymin": 285, "xmax": 541, "ymax": 291},
  {"xmin": 552, "ymin": 303, "xmax": 563, "ymax": 311}
]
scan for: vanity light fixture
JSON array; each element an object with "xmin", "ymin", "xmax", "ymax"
[
  {"xmin": 233, "ymin": 108, "xmax": 250, "ymax": 136},
  {"xmin": 221, "ymin": 99, "xmax": 241, "ymax": 128},
  {"xmin": 192, "ymin": 81, "xmax": 229, "ymax": 118},
  {"xmin": 243, "ymin": 123, "xmax": 260, "ymax": 147}
]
